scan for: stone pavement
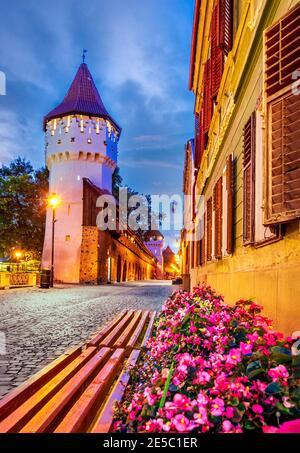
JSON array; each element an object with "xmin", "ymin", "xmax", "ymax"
[{"xmin": 0, "ymin": 281, "xmax": 174, "ymax": 399}]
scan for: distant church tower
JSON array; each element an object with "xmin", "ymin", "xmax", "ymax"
[{"xmin": 42, "ymin": 60, "xmax": 121, "ymax": 283}]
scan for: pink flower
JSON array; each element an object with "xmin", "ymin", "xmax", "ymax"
[
  {"xmin": 189, "ymin": 321, "xmax": 197, "ymax": 334},
  {"xmin": 225, "ymin": 406, "xmax": 235, "ymax": 419},
  {"xmin": 247, "ymin": 332, "xmax": 259, "ymax": 343},
  {"xmin": 222, "ymin": 420, "xmax": 234, "ymax": 433},
  {"xmin": 239, "ymin": 341, "xmax": 253, "ymax": 355},
  {"xmin": 262, "ymin": 425, "xmax": 278, "ymax": 433},
  {"xmin": 193, "ymin": 370, "xmax": 211, "ymax": 385},
  {"xmin": 252, "ymin": 404, "xmax": 264, "ymax": 414},
  {"xmin": 277, "ymin": 419, "xmax": 300, "ymax": 433},
  {"xmin": 173, "ymin": 414, "xmax": 192, "ymax": 432},
  {"xmin": 268, "ymin": 365, "xmax": 289, "ymax": 382},
  {"xmin": 197, "ymin": 392, "xmax": 209, "ymax": 406},
  {"xmin": 210, "ymin": 398, "xmax": 225, "ymax": 416},
  {"xmin": 173, "ymin": 393, "xmax": 192, "ymax": 411},
  {"xmin": 193, "ymin": 406, "xmax": 208, "ymax": 425},
  {"xmin": 283, "ymin": 397, "xmax": 295, "ymax": 408},
  {"xmin": 226, "ymin": 349, "xmax": 242, "ymax": 365}
]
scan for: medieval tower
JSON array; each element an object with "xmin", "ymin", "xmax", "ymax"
[{"xmin": 42, "ymin": 61, "xmax": 121, "ymax": 283}]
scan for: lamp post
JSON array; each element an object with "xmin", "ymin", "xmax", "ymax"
[
  {"xmin": 14, "ymin": 250, "xmax": 23, "ymax": 272},
  {"xmin": 48, "ymin": 194, "xmax": 60, "ymax": 287}
]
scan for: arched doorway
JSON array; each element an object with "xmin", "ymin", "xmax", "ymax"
[
  {"xmin": 117, "ymin": 256, "xmax": 122, "ymax": 282},
  {"xmin": 122, "ymin": 260, "xmax": 127, "ymax": 282}
]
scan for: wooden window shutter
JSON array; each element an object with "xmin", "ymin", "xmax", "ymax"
[
  {"xmin": 243, "ymin": 113, "xmax": 255, "ymax": 243},
  {"xmin": 191, "ymin": 240, "xmax": 195, "ymax": 269},
  {"xmin": 226, "ymin": 153, "xmax": 234, "ymax": 254},
  {"xmin": 200, "ymin": 213, "xmax": 206, "ymax": 265},
  {"xmin": 195, "ymin": 239, "xmax": 200, "ymax": 266},
  {"xmin": 265, "ymin": 3, "xmax": 300, "ymax": 98},
  {"xmin": 194, "ymin": 113, "xmax": 201, "ymax": 168},
  {"xmin": 265, "ymin": 3, "xmax": 300, "ymax": 223},
  {"xmin": 203, "ymin": 59, "xmax": 212, "ymax": 132},
  {"xmin": 213, "ymin": 177, "xmax": 223, "ymax": 258},
  {"xmin": 206, "ymin": 198, "xmax": 213, "ymax": 261},
  {"xmin": 211, "ymin": 3, "xmax": 224, "ymax": 99},
  {"xmin": 267, "ymin": 93, "xmax": 300, "ymax": 222},
  {"xmin": 218, "ymin": 0, "xmax": 233, "ymax": 54}
]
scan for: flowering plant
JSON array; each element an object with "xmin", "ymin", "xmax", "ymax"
[{"xmin": 113, "ymin": 285, "xmax": 300, "ymax": 433}]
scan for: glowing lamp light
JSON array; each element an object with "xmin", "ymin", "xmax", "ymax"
[
  {"xmin": 48, "ymin": 194, "xmax": 61, "ymax": 209},
  {"xmin": 15, "ymin": 250, "xmax": 23, "ymax": 259}
]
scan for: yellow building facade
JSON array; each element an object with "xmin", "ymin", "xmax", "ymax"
[{"xmin": 187, "ymin": 0, "xmax": 300, "ymax": 335}]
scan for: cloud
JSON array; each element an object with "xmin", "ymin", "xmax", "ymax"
[{"xmin": 122, "ymin": 158, "xmax": 182, "ymax": 170}]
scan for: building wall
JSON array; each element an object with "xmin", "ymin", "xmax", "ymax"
[
  {"xmin": 189, "ymin": 0, "xmax": 300, "ymax": 335},
  {"xmin": 79, "ymin": 227, "xmax": 156, "ymax": 284}
]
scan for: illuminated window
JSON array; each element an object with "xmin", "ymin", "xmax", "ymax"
[{"xmin": 87, "ymin": 138, "xmax": 92, "ymax": 144}]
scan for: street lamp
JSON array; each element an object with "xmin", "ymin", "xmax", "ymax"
[
  {"xmin": 48, "ymin": 193, "xmax": 60, "ymax": 287},
  {"xmin": 14, "ymin": 250, "xmax": 23, "ymax": 259}
]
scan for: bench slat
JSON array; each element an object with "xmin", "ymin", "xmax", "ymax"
[
  {"xmin": 20, "ymin": 347, "xmax": 111, "ymax": 433},
  {"xmin": 113, "ymin": 311, "xmax": 142, "ymax": 349},
  {"xmin": 55, "ymin": 348, "xmax": 126, "ymax": 433},
  {"xmin": 0, "ymin": 345, "xmax": 82, "ymax": 422},
  {"xmin": 87, "ymin": 311, "xmax": 127, "ymax": 348},
  {"xmin": 100, "ymin": 310, "xmax": 134, "ymax": 347},
  {"xmin": 126, "ymin": 311, "xmax": 149, "ymax": 353},
  {"xmin": 0, "ymin": 346, "xmax": 97, "ymax": 433},
  {"xmin": 91, "ymin": 349, "xmax": 140, "ymax": 433},
  {"xmin": 141, "ymin": 310, "xmax": 156, "ymax": 347}
]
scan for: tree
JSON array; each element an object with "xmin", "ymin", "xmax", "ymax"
[
  {"xmin": 0, "ymin": 157, "xmax": 49, "ymax": 259},
  {"xmin": 112, "ymin": 166, "xmax": 162, "ymax": 237}
]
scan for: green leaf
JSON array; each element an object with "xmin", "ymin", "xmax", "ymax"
[
  {"xmin": 266, "ymin": 382, "xmax": 282, "ymax": 395},
  {"xmin": 291, "ymin": 387, "xmax": 300, "ymax": 401},
  {"xmin": 159, "ymin": 361, "xmax": 174, "ymax": 409},
  {"xmin": 246, "ymin": 360, "xmax": 263, "ymax": 379},
  {"xmin": 232, "ymin": 407, "xmax": 243, "ymax": 423},
  {"xmin": 275, "ymin": 402, "xmax": 291, "ymax": 415},
  {"xmin": 270, "ymin": 346, "xmax": 292, "ymax": 364},
  {"xmin": 231, "ymin": 397, "xmax": 240, "ymax": 406}
]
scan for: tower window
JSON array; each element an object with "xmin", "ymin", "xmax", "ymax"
[
  {"xmin": 57, "ymin": 139, "xmax": 62, "ymax": 144},
  {"xmin": 87, "ymin": 138, "xmax": 92, "ymax": 144},
  {"xmin": 70, "ymin": 137, "xmax": 75, "ymax": 142}
]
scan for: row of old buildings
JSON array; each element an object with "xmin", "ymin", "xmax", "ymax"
[{"xmin": 181, "ymin": 0, "xmax": 300, "ymax": 334}]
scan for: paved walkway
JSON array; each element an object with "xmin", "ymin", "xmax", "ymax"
[{"xmin": 0, "ymin": 281, "xmax": 174, "ymax": 399}]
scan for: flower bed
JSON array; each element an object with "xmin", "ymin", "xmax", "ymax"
[{"xmin": 113, "ymin": 285, "xmax": 300, "ymax": 433}]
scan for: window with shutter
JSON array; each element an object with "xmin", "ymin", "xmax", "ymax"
[
  {"xmin": 206, "ymin": 198, "xmax": 213, "ymax": 261},
  {"xmin": 203, "ymin": 59, "xmax": 213, "ymax": 132},
  {"xmin": 211, "ymin": 4, "xmax": 224, "ymax": 99},
  {"xmin": 213, "ymin": 177, "xmax": 223, "ymax": 258},
  {"xmin": 226, "ymin": 153, "xmax": 234, "ymax": 253},
  {"xmin": 264, "ymin": 3, "xmax": 300, "ymax": 224},
  {"xmin": 218, "ymin": 0, "xmax": 233, "ymax": 54},
  {"xmin": 194, "ymin": 113, "xmax": 201, "ymax": 168},
  {"xmin": 191, "ymin": 239, "xmax": 195, "ymax": 269},
  {"xmin": 243, "ymin": 113, "xmax": 255, "ymax": 243}
]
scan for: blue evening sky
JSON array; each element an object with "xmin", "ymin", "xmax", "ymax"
[{"xmin": 0, "ymin": 0, "xmax": 195, "ymax": 249}]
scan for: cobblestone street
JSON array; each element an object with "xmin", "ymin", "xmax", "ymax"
[{"xmin": 0, "ymin": 281, "xmax": 174, "ymax": 399}]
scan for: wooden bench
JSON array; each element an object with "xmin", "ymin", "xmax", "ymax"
[{"xmin": 0, "ymin": 310, "xmax": 156, "ymax": 433}]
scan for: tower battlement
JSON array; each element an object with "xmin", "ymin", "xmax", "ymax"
[{"xmin": 45, "ymin": 115, "xmax": 119, "ymax": 165}]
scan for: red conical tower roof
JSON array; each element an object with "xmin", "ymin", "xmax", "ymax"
[{"xmin": 44, "ymin": 63, "xmax": 121, "ymax": 132}]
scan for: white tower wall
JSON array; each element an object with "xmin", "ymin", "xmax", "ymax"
[{"xmin": 42, "ymin": 115, "xmax": 118, "ymax": 283}]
